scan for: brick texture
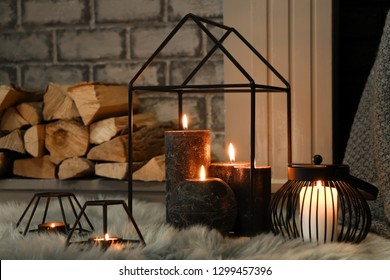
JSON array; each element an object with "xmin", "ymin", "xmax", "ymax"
[
  {"xmin": 95, "ymin": 0, "xmax": 162, "ymax": 23},
  {"xmin": 0, "ymin": 0, "xmax": 17, "ymax": 28},
  {"xmin": 0, "ymin": 0, "xmax": 225, "ymax": 160},
  {"xmin": 22, "ymin": 0, "xmax": 89, "ymax": 25}
]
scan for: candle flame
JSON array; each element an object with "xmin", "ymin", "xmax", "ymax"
[
  {"xmin": 182, "ymin": 114, "xmax": 188, "ymax": 130},
  {"xmin": 228, "ymin": 143, "xmax": 235, "ymax": 162},
  {"xmin": 104, "ymin": 233, "xmax": 109, "ymax": 241},
  {"xmin": 315, "ymin": 180, "xmax": 323, "ymax": 189},
  {"xmin": 200, "ymin": 165, "xmax": 206, "ymax": 181},
  {"xmin": 50, "ymin": 223, "xmax": 55, "ymax": 228}
]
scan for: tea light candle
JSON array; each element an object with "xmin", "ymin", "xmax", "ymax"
[
  {"xmin": 168, "ymin": 165, "xmax": 237, "ymax": 234},
  {"xmin": 209, "ymin": 143, "xmax": 249, "ymax": 185},
  {"xmin": 89, "ymin": 233, "xmax": 123, "ymax": 249},
  {"xmin": 299, "ymin": 180, "xmax": 338, "ymax": 243},
  {"xmin": 165, "ymin": 114, "xmax": 211, "ymax": 223},
  {"xmin": 38, "ymin": 221, "xmax": 67, "ymax": 234}
]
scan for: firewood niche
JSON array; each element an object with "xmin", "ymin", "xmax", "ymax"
[{"xmin": 0, "ymin": 83, "xmax": 172, "ymax": 180}]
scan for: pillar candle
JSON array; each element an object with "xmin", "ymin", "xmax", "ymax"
[
  {"xmin": 232, "ymin": 165, "xmax": 271, "ymax": 236},
  {"xmin": 209, "ymin": 143, "xmax": 249, "ymax": 186},
  {"xmin": 168, "ymin": 166, "xmax": 237, "ymax": 234},
  {"xmin": 165, "ymin": 115, "xmax": 210, "ymax": 223},
  {"xmin": 299, "ymin": 180, "xmax": 338, "ymax": 243}
]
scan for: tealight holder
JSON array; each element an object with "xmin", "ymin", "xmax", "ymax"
[
  {"xmin": 66, "ymin": 200, "xmax": 145, "ymax": 250},
  {"xmin": 16, "ymin": 192, "xmax": 93, "ymax": 235},
  {"xmin": 128, "ymin": 14, "xmax": 291, "ymax": 237},
  {"xmin": 269, "ymin": 155, "xmax": 378, "ymax": 243}
]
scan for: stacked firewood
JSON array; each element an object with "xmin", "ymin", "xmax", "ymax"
[{"xmin": 0, "ymin": 83, "xmax": 173, "ymax": 180}]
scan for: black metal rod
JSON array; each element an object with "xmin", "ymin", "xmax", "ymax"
[
  {"xmin": 181, "ymin": 29, "xmax": 232, "ymax": 87},
  {"xmin": 42, "ymin": 197, "xmax": 50, "ymax": 224},
  {"xmin": 103, "ymin": 204, "xmax": 108, "ymax": 235},
  {"xmin": 128, "ymin": 86, "xmax": 134, "ymax": 212},
  {"xmin": 23, "ymin": 196, "xmax": 41, "ymax": 235},
  {"xmin": 58, "ymin": 197, "xmax": 68, "ymax": 232},
  {"xmin": 122, "ymin": 202, "xmax": 146, "ymax": 246}
]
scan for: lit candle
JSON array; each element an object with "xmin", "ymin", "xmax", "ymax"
[
  {"xmin": 165, "ymin": 114, "xmax": 211, "ymax": 223},
  {"xmin": 38, "ymin": 221, "xmax": 68, "ymax": 234},
  {"xmin": 299, "ymin": 180, "xmax": 338, "ymax": 243},
  {"xmin": 209, "ymin": 143, "xmax": 249, "ymax": 186},
  {"xmin": 89, "ymin": 233, "xmax": 123, "ymax": 248},
  {"xmin": 210, "ymin": 143, "xmax": 271, "ymax": 236},
  {"xmin": 168, "ymin": 165, "xmax": 237, "ymax": 234}
]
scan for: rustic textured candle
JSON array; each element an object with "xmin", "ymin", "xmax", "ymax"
[
  {"xmin": 232, "ymin": 165, "xmax": 271, "ymax": 236},
  {"xmin": 168, "ymin": 175, "xmax": 237, "ymax": 234},
  {"xmin": 209, "ymin": 143, "xmax": 249, "ymax": 186},
  {"xmin": 165, "ymin": 129, "xmax": 210, "ymax": 223}
]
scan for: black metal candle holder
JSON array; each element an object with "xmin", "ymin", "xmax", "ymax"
[
  {"xmin": 16, "ymin": 192, "xmax": 93, "ymax": 235},
  {"xmin": 128, "ymin": 13, "xmax": 291, "ymax": 234},
  {"xmin": 65, "ymin": 200, "xmax": 145, "ymax": 249},
  {"xmin": 269, "ymin": 155, "xmax": 378, "ymax": 243}
]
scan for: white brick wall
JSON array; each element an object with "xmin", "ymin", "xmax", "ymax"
[{"xmin": 0, "ymin": 0, "xmax": 225, "ymax": 160}]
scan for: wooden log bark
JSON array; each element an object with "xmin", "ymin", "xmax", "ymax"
[
  {"xmin": 67, "ymin": 82, "xmax": 140, "ymax": 126},
  {"xmin": 0, "ymin": 129, "xmax": 26, "ymax": 154},
  {"xmin": 133, "ymin": 121, "xmax": 175, "ymax": 162},
  {"xmin": 0, "ymin": 107, "xmax": 29, "ymax": 132},
  {"xmin": 57, "ymin": 157, "xmax": 95, "ymax": 180},
  {"xmin": 24, "ymin": 124, "xmax": 46, "ymax": 157},
  {"xmin": 0, "ymin": 85, "xmax": 41, "ymax": 110},
  {"xmin": 89, "ymin": 113, "xmax": 156, "ymax": 144},
  {"xmin": 16, "ymin": 102, "xmax": 43, "ymax": 125},
  {"xmin": 95, "ymin": 162, "xmax": 128, "ymax": 180},
  {"xmin": 13, "ymin": 155, "xmax": 56, "ymax": 179},
  {"xmin": 45, "ymin": 120, "xmax": 89, "ymax": 164},
  {"xmin": 87, "ymin": 135, "xmax": 127, "ymax": 162},
  {"xmin": 43, "ymin": 83, "xmax": 80, "ymax": 121}
]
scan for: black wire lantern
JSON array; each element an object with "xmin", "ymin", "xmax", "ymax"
[{"xmin": 269, "ymin": 155, "xmax": 378, "ymax": 243}]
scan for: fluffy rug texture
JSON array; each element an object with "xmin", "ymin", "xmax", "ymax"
[{"xmin": 1, "ymin": 195, "xmax": 390, "ymax": 260}]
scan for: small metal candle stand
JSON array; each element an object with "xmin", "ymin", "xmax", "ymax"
[
  {"xmin": 128, "ymin": 13, "xmax": 291, "ymax": 235},
  {"xmin": 16, "ymin": 192, "xmax": 93, "ymax": 235},
  {"xmin": 269, "ymin": 155, "xmax": 378, "ymax": 243},
  {"xmin": 66, "ymin": 200, "xmax": 145, "ymax": 250}
]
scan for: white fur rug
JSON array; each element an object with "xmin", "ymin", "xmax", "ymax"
[{"xmin": 1, "ymin": 195, "xmax": 390, "ymax": 260}]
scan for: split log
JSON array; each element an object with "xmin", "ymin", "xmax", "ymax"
[
  {"xmin": 43, "ymin": 83, "xmax": 80, "ymax": 121},
  {"xmin": 0, "ymin": 129, "xmax": 26, "ymax": 154},
  {"xmin": 24, "ymin": 124, "xmax": 46, "ymax": 157},
  {"xmin": 133, "ymin": 121, "xmax": 175, "ymax": 162},
  {"xmin": 0, "ymin": 85, "xmax": 41, "ymax": 110},
  {"xmin": 67, "ymin": 82, "xmax": 140, "ymax": 126},
  {"xmin": 132, "ymin": 155, "xmax": 165, "ymax": 182},
  {"xmin": 0, "ymin": 107, "xmax": 29, "ymax": 132},
  {"xmin": 16, "ymin": 102, "xmax": 43, "ymax": 125},
  {"xmin": 89, "ymin": 115, "xmax": 128, "ymax": 145},
  {"xmin": 95, "ymin": 162, "xmax": 128, "ymax": 180},
  {"xmin": 57, "ymin": 157, "xmax": 95, "ymax": 180},
  {"xmin": 45, "ymin": 120, "xmax": 89, "ymax": 164},
  {"xmin": 87, "ymin": 134, "xmax": 127, "ymax": 163},
  {"xmin": 13, "ymin": 155, "xmax": 56, "ymax": 179},
  {"xmin": 89, "ymin": 113, "xmax": 156, "ymax": 144},
  {"xmin": 133, "ymin": 113, "xmax": 157, "ymax": 129}
]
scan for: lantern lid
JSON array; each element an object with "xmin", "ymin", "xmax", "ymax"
[{"xmin": 288, "ymin": 155, "xmax": 378, "ymax": 200}]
